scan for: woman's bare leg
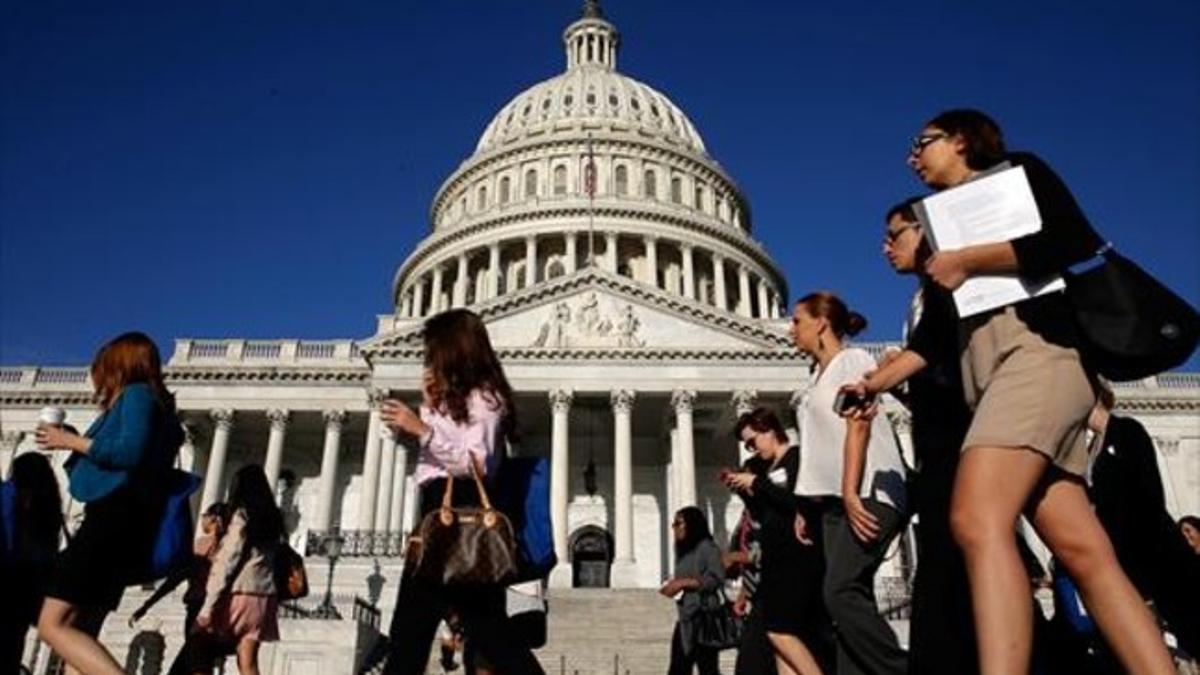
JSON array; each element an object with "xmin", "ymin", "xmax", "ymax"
[
  {"xmin": 236, "ymin": 638, "xmax": 261, "ymax": 675},
  {"xmin": 1030, "ymin": 476, "xmax": 1174, "ymax": 674},
  {"xmin": 767, "ymin": 631, "xmax": 824, "ymax": 675},
  {"xmin": 950, "ymin": 446, "xmax": 1048, "ymax": 675},
  {"xmin": 37, "ymin": 598, "xmax": 123, "ymax": 675}
]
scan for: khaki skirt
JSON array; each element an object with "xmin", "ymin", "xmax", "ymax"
[{"xmin": 960, "ymin": 305, "xmax": 1097, "ymax": 476}]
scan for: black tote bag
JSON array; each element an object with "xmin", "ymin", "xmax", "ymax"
[{"xmin": 1065, "ymin": 244, "xmax": 1199, "ymax": 381}]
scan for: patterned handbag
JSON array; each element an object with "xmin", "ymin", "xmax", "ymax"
[{"xmin": 407, "ymin": 461, "xmax": 518, "ymax": 587}]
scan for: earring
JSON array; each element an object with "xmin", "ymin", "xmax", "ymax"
[{"xmin": 818, "ymin": 335, "xmax": 825, "ymax": 352}]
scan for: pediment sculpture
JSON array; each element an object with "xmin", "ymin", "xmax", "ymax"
[{"xmin": 532, "ymin": 292, "xmax": 644, "ymax": 348}]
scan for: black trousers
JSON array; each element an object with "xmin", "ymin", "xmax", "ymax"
[
  {"xmin": 821, "ymin": 501, "xmax": 908, "ymax": 675},
  {"xmin": 668, "ymin": 622, "xmax": 720, "ymax": 675},
  {"xmin": 383, "ymin": 478, "xmax": 544, "ymax": 675},
  {"xmin": 734, "ymin": 606, "xmax": 776, "ymax": 675},
  {"xmin": 907, "ymin": 450, "xmax": 978, "ymax": 675}
]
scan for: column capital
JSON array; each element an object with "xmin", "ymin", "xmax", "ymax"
[
  {"xmin": 670, "ymin": 388, "xmax": 696, "ymax": 413},
  {"xmin": 732, "ymin": 389, "xmax": 758, "ymax": 415},
  {"xmin": 210, "ymin": 408, "xmax": 235, "ymax": 430},
  {"xmin": 643, "ymin": 233, "xmax": 658, "ymax": 243},
  {"xmin": 549, "ymin": 388, "xmax": 574, "ymax": 413},
  {"xmin": 322, "ymin": 409, "xmax": 348, "ymax": 430},
  {"xmin": 266, "ymin": 408, "xmax": 291, "ymax": 430},
  {"xmin": 525, "ymin": 234, "xmax": 538, "ymax": 245},
  {"xmin": 610, "ymin": 389, "xmax": 636, "ymax": 413}
]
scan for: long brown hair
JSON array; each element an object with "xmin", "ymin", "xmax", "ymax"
[
  {"xmin": 796, "ymin": 291, "xmax": 868, "ymax": 338},
  {"xmin": 90, "ymin": 332, "xmax": 174, "ymax": 412},
  {"xmin": 422, "ymin": 309, "xmax": 518, "ymax": 441}
]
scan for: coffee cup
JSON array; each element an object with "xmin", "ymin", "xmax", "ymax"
[{"xmin": 38, "ymin": 406, "xmax": 66, "ymax": 427}]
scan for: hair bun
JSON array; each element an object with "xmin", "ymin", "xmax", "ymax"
[{"xmin": 845, "ymin": 312, "xmax": 868, "ymax": 337}]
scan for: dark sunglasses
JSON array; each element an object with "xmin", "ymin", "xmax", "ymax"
[
  {"xmin": 909, "ymin": 132, "xmax": 949, "ymax": 156},
  {"xmin": 885, "ymin": 222, "xmax": 920, "ymax": 243}
]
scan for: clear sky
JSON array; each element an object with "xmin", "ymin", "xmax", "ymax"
[{"xmin": 3, "ymin": 1, "xmax": 1198, "ymax": 369}]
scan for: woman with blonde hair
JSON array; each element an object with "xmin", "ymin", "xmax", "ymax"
[{"xmin": 35, "ymin": 332, "xmax": 183, "ymax": 675}]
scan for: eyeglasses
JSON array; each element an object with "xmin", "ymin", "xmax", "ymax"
[
  {"xmin": 741, "ymin": 432, "xmax": 759, "ymax": 452},
  {"xmin": 909, "ymin": 132, "xmax": 949, "ymax": 156},
  {"xmin": 885, "ymin": 222, "xmax": 920, "ymax": 243}
]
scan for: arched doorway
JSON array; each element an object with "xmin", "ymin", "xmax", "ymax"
[{"xmin": 569, "ymin": 525, "xmax": 613, "ymax": 588}]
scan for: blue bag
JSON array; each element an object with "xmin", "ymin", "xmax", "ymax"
[
  {"xmin": 129, "ymin": 469, "xmax": 201, "ymax": 585},
  {"xmin": 497, "ymin": 457, "xmax": 557, "ymax": 581}
]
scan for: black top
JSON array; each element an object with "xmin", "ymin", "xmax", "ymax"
[
  {"xmin": 920, "ymin": 152, "xmax": 1105, "ymax": 357},
  {"xmin": 906, "ymin": 281, "xmax": 973, "ymax": 459},
  {"xmin": 740, "ymin": 447, "xmax": 805, "ymax": 557}
]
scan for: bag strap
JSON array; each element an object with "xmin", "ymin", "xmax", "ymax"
[{"xmin": 467, "ymin": 457, "xmax": 495, "ymax": 511}]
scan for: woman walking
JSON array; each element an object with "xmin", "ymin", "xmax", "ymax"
[
  {"xmin": 660, "ymin": 506, "xmax": 725, "ymax": 675},
  {"xmin": 859, "ymin": 108, "xmax": 1174, "ymax": 674},
  {"xmin": 724, "ymin": 407, "xmax": 830, "ymax": 675},
  {"xmin": 790, "ymin": 292, "xmax": 908, "ymax": 675},
  {"xmin": 35, "ymin": 332, "xmax": 184, "ymax": 675},
  {"xmin": 382, "ymin": 308, "xmax": 545, "ymax": 675}
]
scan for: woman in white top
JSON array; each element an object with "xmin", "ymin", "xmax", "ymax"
[{"xmin": 791, "ymin": 291, "xmax": 907, "ymax": 675}]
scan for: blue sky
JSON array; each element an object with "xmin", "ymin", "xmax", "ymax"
[{"xmin": 2, "ymin": 1, "xmax": 1198, "ymax": 369}]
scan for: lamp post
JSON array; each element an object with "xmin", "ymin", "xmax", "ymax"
[{"xmin": 316, "ymin": 530, "xmax": 344, "ymax": 619}]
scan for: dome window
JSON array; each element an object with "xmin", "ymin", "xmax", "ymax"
[
  {"xmin": 477, "ymin": 185, "xmax": 488, "ymax": 210},
  {"xmin": 587, "ymin": 92, "xmax": 596, "ymax": 106},
  {"xmin": 614, "ymin": 165, "xmax": 628, "ymax": 196},
  {"xmin": 643, "ymin": 169, "xmax": 657, "ymax": 199},
  {"xmin": 670, "ymin": 177, "xmax": 682, "ymax": 204},
  {"xmin": 553, "ymin": 165, "xmax": 568, "ymax": 196},
  {"xmin": 608, "ymin": 93, "xmax": 619, "ymax": 108},
  {"xmin": 564, "ymin": 94, "xmax": 574, "ymax": 108},
  {"xmin": 543, "ymin": 98, "xmax": 552, "ymax": 111},
  {"xmin": 499, "ymin": 176, "xmax": 511, "ymax": 205},
  {"xmin": 525, "ymin": 169, "xmax": 538, "ymax": 199},
  {"xmin": 650, "ymin": 104, "xmax": 660, "ymax": 118},
  {"xmin": 630, "ymin": 97, "xmax": 640, "ymax": 111}
]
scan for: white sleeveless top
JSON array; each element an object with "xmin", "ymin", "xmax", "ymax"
[{"xmin": 796, "ymin": 347, "xmax": 908, "ymax": 512}]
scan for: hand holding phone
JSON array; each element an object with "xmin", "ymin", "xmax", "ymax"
[{"xmin": 833, "ymin": 387, "xmax": 874, "ymax": 416}]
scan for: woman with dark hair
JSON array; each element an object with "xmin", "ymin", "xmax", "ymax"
[
  {"xmin": 1180, "ymin": 516, "xmax": 1200, "ymax": 556},
  {"xmin": 790, "ymin": 292, "xmax": 908, "ymax": 675},
  {"xmin": 0, "ymin": 452, "xmax": 64, "ymax": 672},
  {"xmin": 35, "ymin": 332, "xmax": 183, "ymax": 675},
  {"xmin": 381, "ymin": 309, "xmax": 544, "ymax": 675},
  {"xmin": 856, "ymin": 108, "xmax": 1173, "ymax": 673},
  {"xmin": 724, "ymin": 407, "xmax": 830, "ymax": 675},
  {"xmin": 660, "ymin": 506, "xmax": 725, "ymax": 675},
  {"xmin": 190, "ymin": 464, "xmax": 283, "ymax": 675}
]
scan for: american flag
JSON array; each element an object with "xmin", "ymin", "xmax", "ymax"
[{"xmin": 584, "ymin": 137, "xmax": 597, "ymax": 198}]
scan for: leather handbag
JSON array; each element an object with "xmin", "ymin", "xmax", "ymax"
[
  {"xmin": 1065, "ymin": 244, "xmax": 1199, "ymax": 381},
  {"xmin": 274, "ymin": 541, "xmax": 309, "ymax": 600},
  {"xmin": 691, "ymin": 588, "xmax": 744, "ymax": 651},
  {"xmin": 406, "ymin": 462, "xmax": 518, "ymax": 587}
]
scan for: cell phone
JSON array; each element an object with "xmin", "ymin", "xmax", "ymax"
[{"xmin": 833, "ymin": 389, "xmax": 873, "ymax": 415}]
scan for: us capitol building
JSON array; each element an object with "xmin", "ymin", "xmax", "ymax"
[{"xmin": 3, "ymin": 2, "xmax": 1198, "ymax": 672}]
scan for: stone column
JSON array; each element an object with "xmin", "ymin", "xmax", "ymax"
[
  {"xmin": 488, "ymin": 242, "xmax": 501, "ymax": 298},
  {"xmin": 431, "ymin": 265, "xmax": 445, "ymax": 313},
  {"xmin": 756, "ymin": 278, "xmax": 770, "ymax": 319},
  {"xmin": 732, "ymin": 390, "xmax": 758, "ymax": 463},
  {"xmin": 737, "ymin": 265, "xmax": 752, "ymax": 317},
  {"xmin": 672, "ymin": 389, "xmax": 697, "ymax": 508},
  {"xmin": 524, "ymin": 235, "xmax": 538, "ymax": 288},
  {"xmin": 453, "ymin": 254, "xmax": 469, "ymax": 307},
  {"xmin": 388, "ymin": 433, "xmax": 408, "ymax": 535},
  {"xmin": 549, "ymin": 389, "xmax": 573, "ymax": 562},
  {"xmin": 605, "ymin": 231, "xmax": 619, "ymax": 273},
  {"xmin": 681, "ymin": 244, "xmax": 695, "ymax": 299},
  {"xmin": 357, "ymin": 392, "xmax": 384, "ymax": 531},
  {"xmin": 564, "ymin": 231, "xmax": 578, "ymax": 274},
  {"xmin": 770, "ymin": 290, "xmax": 781, "ymax": 319},
  {"xmin": 376, "ymin": 429, "xmax": 397, "ymax": 532},
  {"xmin": 315, "ymin": 410, "xmax": 347, "ymax": 533},
  {"xmin": 412, "ymin": 275, "xmax": 427, "ymax": 318},
  {"xmin": 200, "ymin": 409, "xmax": 234, "ymax": 512},
  {"xmin": 643, "ymin": 235, "xmax": 658, "ymax": 287},
  {"xmin": 263, "ymin": 409, "xmax": 289, "ymax": 491},
  {"xmin": 176, "ymin": 423, "xmax": 197, "ymax": 473},
  {"xmin": 611, "ymin": 389, "xmax": 635, "ymax": 561},
  {"xmin": 713, "ymin": 254, "xmax": 728, "ymax": 311},
  {"xmin": 400, "ymin": 290, "xmax": 412, "ymax": 317}
]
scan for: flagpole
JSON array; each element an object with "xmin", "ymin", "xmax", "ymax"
[{"xmin": 586, "ymin": 133, "xmax": 596, "ymax": 269}]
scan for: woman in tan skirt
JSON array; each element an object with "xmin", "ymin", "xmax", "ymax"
[{"xmin": 849, "ymin": 109, "xmax": 1173, "ymax": 674}]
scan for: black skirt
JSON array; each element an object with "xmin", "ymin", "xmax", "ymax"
[{"xmin": 45, "ymin": 487, "xmax": 159, "ymax": 611}]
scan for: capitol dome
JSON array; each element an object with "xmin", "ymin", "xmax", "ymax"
[{"xmin": 391, "ymin": 0, "xmax": 788, "ymax": 326}]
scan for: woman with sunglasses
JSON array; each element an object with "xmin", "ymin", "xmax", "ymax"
[
  {"xmin": 724, "ymin": 407, "xmax": 831, "ymax": 675},
  {"xmin": 660, "ymin": 506, "xmax": 724, "ymax": 675},
  {"xmin": 855, "ymin": 109, "xmax": 1172, "ymax": 674}
]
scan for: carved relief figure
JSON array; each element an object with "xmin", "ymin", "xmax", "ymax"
[
  {"xmin": 616, "ymin": 304, "xmax": 643, "ymax": 347},
  {"xmin": 534, "ymin": 302, "xmax": 573, "ymax": 348}
]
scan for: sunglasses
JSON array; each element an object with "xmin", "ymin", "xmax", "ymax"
[
  {"xmin": 909, "ymin": 132, "xmax": 949, "ymax": 156},
  {"xmin": 885, "ymin": 222, "xmax": 920, "ymax": 243}
]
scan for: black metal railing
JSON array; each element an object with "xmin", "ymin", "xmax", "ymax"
[{"xmin": 353, "ymin": 596, "xmax": 381, "ymax": 630}]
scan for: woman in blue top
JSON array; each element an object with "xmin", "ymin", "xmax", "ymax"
[{"xmin": 35, "ymin": 332, "xmax": 183, "ymax": 675}]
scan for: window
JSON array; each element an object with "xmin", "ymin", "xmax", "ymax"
[
  {"xmin": 670, "ymin": 177, "xmax": 682, "ymax": 204},
  {"xmin": 499, "ymin": 177, "xmax": 510, "ymax": 205},
  {"xmin": 477, "ymin": 185, "xmax": 487, "ymax": 210},
  {"xmin": 694, "ymin": 185, "xmax": 705, "ymax": 210},
  {"xmin": 643, "ymin": 170, "xmax": 656, "ymax": 199},
  {"xmin": 614, "ymin": 165, "xmax": 628, "ymax": 196},
  {"xmin": 525, "ymin": 169, "xmax": 537, "ymax": 198},
  {"xmin": 553, "ymin": 165, "xmax": 567, "ymax": 196}
]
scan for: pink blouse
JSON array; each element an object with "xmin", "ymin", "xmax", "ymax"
[{"xmin": 413, "ymin": 389, "xmax": 506, "ymax": 486}]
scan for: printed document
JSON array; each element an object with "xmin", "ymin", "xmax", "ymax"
[{"xmin": 918, "ymin": 166, "xmax": 1065, "ymax": 317}]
